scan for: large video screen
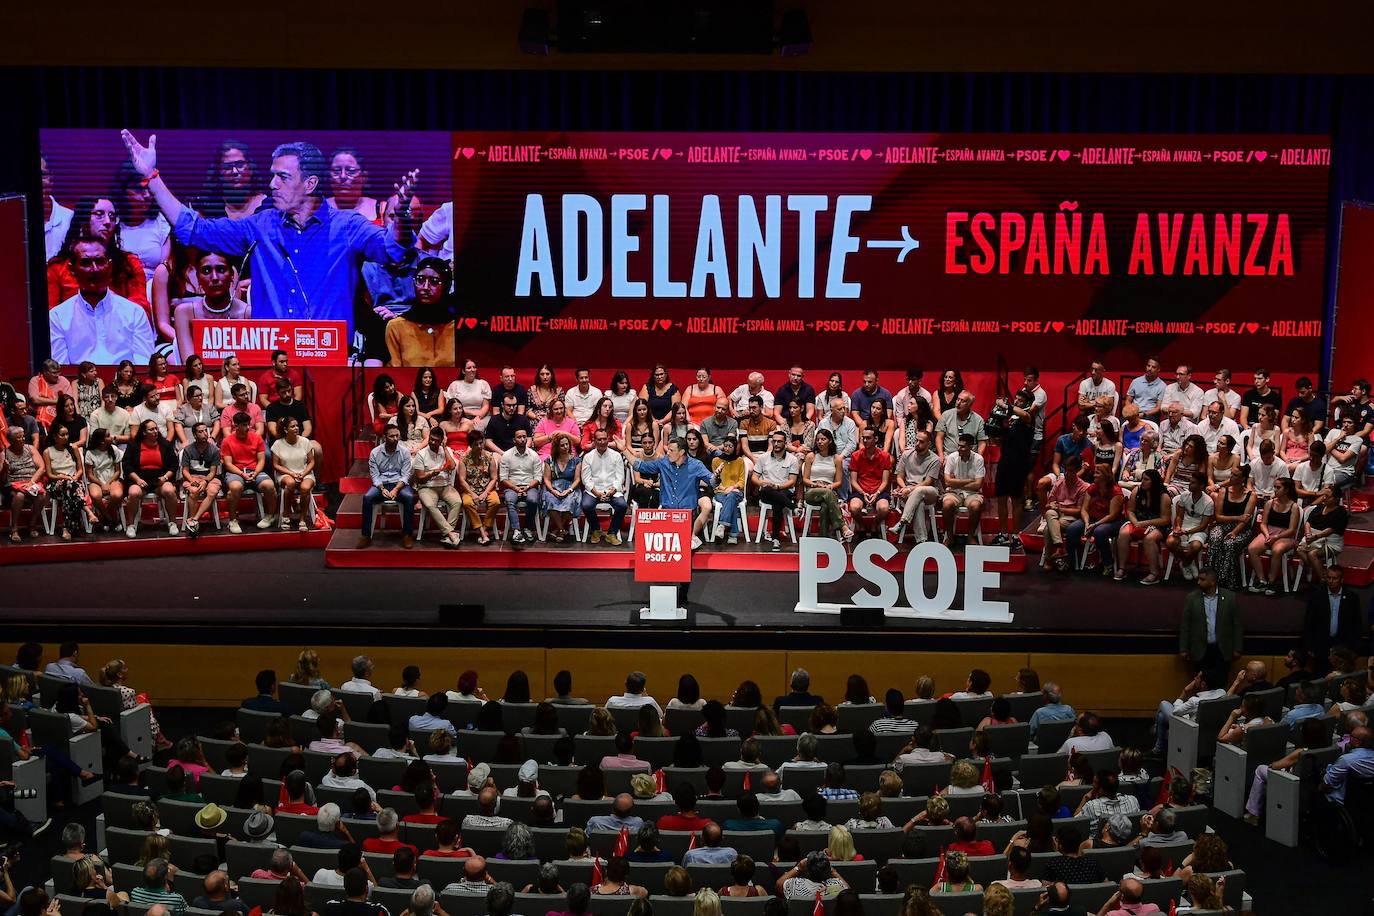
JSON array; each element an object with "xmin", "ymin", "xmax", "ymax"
[{"xmin": 40, "ymin": 129, "xmax": 1328, "ymax": 370}]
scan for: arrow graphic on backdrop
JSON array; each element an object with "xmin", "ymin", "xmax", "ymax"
[{"xmin": 865, "ymin": 225, "xmax": 921, "ymax": 262}]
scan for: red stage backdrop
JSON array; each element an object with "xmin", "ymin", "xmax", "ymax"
[
  {"xmin": 1332, "ymin": 201, "xmax": 1374, "ymax": 388},
  {"xmin": 450, "ymin": 132, "xmax": 1329, "ymax": 370}
]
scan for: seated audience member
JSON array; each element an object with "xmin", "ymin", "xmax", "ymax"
[
  {"xmin": 298, "ymin": 804, "xmax": 353, "ymax": 849},
  {"xmin": 1114, "ymin": 468, "xmax": 1172, "ymax": 584},
  {"xmin": 309, "ymin": 712, "xmax": 369, "ymax": 758},
  {"xmin": 844, "ymin": 792, "xmax": 895, "ymax": 829},
  {"xmin": 1296, "ymin": 488, "xmax": 1349, "ymax": 582},
  {"xmin": 42, "ymin": 422, "xmax": 97, "ymax": 539},
  {"xmin": 1059, "ymin": 713, "xmax": 1114, "ymax": 755},
  {"xmin": 2, "ymin": 427, "xmax": 50, "ymax": 542},
  {"xmin": 222, "ymin": 383, "xmax": 265, "ymax": 439},
  {"xmin": 484, "ymin": 393, "xmax": 533, "ymax": 455},
  {"xmin": 277, "ymin": 770, "xmax": 318, "ymax": 815},
  {"xmin": 270, "ymin": 416, "xmax": 317, "ymax": 531},
  {"xmin": 1075, "ymin": 771, "xmax": 1140, "ymax": 836},
  {"xmin": 191, "ymin": 870, "xmax": 247, "ymax": 914},
  {"xmin": 175, "ymin": 383, "xmax": 221, "ymax": 446},
  {"xmin": 242, "ymin": 668, "xmax": 292, "ymax": 714},
  {"xmin": 357, "ymin": 424, "xmax": 414, "ymax": 549},
  {"xmin": 26, "ymin": 358, "xmax": 73, "ymax": 430},
  {"xmin": 220, "ymin": 411, "xmax": 279, "ymax": 533},
  {"xmin": 846, "ymin": 427, "xmax": 892, "ymax": 540},
  {"xmin": 462, "ymin": 786, "xmax": 513, "ymax": 831},
  {"xmin": 682, "ymin": 822, "xmax": 738, "ymax": 866},
  {"xmin": 1038, "ymin": 415, "xmax": 1093, "ymax": 505},
  {"xmin": 411, "ymin": 424, "xmax": 462, "ymax": 548},
  {"xmin": 1323, "ymin": 415, "xmax": 1365, "ymax": 492},
  {"xmin": 122, "ymin": 418, "xmax": 180, "ymax": 537},
  {"xmin": 421, "ymin": 818, "xmax": 475, "ymax": 858},
  {"xmin": 1041, "ymin": 826, "xmax": 1103, "ymax": 884},
  {"xmin": 754, "ymin": 430, "xmax": 801, "ymax": 549},
  {"xmin": 776, "ymin": 850, "xmax": 848, "ymax": 899},
  {"xmin": 941, "ymin": 433, "xmax": 985, "ymax": 548},
  {"xmin": 265, "ymin": 378, "xmax": 312, "ymax": 440},
  {"xmin": 740, "ymin": 395, "xmax": 781, "ymax": 459},
  {"xmin": 324, "ymin": 752, "xmax": 376, "ymax": 801},
  {"xmin": 1138, "ymin": 808, "xmax": 1188, "ymax": 847},
  {"xmin": 179, "ymin": 421, "xmax": 223, "ymax": 537},
  {"xmin": 947, "ymin": 816, "xmax": 995, "ymax": 856},
  {"xmin": 580, "ymin": 426, "xmax": 629, "ymax": 545},
  {"xmin": 130, "ymin": 384, "xmax": 174, "ymax": 440},
  {"xmin": 699, "ymin": 397, "xmax": 739, "ymax": 450},
  {"xmin": 458, "ymin": 429, "xmax": 501, "ymax": 544},
  {"xmin": 658, "ymin": 783, "xmax": 712, "ymax": 831},
  {"xmin": 533, "ymin": 398, "xmax": 581, "ymax": 459},
  {"xmin": 1165, "ymin": 472, "xmax": 1214, "ymax": 582},
  {"xmin": 1040, "ymin": 455, "xmax": 1090, "ymax": 568},
  {"xmin": 500, "ymin": 427, "xmax": 544, "ymax": 545},
  {"xmin": 802, "ymin": 428, "xmax": 848, "ymax": 541},
  {"xmin": 90, "ymin": 383, "xmax": 134, "ymax": 445},
  {"xmin": 1246, "ymin": 477, "xmax": 1301, "ymax": 594},
  {"xmin": 542, "ymin": 432, "xmax": 582, "ymax": 542},
  {"xmin": 362, "ymin": 807, "xmax": 417, "ymax": 855}
]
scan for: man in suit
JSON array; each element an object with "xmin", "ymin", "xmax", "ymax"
[
  {"xmin": 1302, "ymin": 565, "xmax": 1364, "ymax": 671},
  {"xmin": 1178, "ymin": 566, "xmax": 1244, "ymax": 673},
  {"xmin": 241, "ymin": 669, "xmax": 292, "ymax": 716}
]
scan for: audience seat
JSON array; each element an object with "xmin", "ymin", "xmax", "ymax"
[
  {"xmin": 1030, "ymin": 718, "xmax": 1074, "ymax": 754},
  {"xmin": 486, "ymin": 858, "xmax": 539, "ymax": 888},
  {"xmin": 225, "ymin": 842, "xmax": 276, "ymax": 880},
  {"xmin": 29, "ymin": 707, "xmax": 103, "ymax": 805}
]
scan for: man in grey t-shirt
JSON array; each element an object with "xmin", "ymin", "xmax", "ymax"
[
  {"xmin": 180, "ymin": 422, "xmax": 223, "ymax": 537},
  {"xmin": 889, "ymin": 430, "xmax": 942, "ymax": 542},
  {"xmin": 698, "ymin": 398, "xmax": 740, "ymax": 450}
]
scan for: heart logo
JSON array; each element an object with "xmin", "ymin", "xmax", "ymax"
[
  {"xmin": 855, "ymin": 320, "xmax": 869, "ymax": 332},
  {"xmin": 657, "ymin": 319, "xmax": 672, "ymax": 331},
  {"xmin": 461, "ymin": 147, "xmax": 475, "ymax": 160},
  {"xmin": 669, "ymin": 553, "xmax": 681, "ymax": 562},
  {"xmin": 1056, "ymin": 149, "xmax": 1071, "ymax": 161},
  {"xmin": 658, "ymin": 148, "xmax": 673, "ymax": 160},
  {"xmin": 859, "ymin": 149, "xmax": 872, "ymax": 161},
  {"xmin": 1245, "ymin": 322, "xmax": 1260, "ymax": 334},
  {"xmin": 1254, "ymin": 151, "xmax": 1268, "ymax": 162},
  {"xmin": 462, "ymin": 317, "xmax": 478, "ymax": 330},
  {"xmin": 1051, "ymin": 321, "xmax": 1065, "ymax": 333}
]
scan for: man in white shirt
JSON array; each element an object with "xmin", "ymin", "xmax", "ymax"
[
  {"xmin": 941, "ymin": 434, "xmax": 986, "ymax": 548},
  {"xmin": 1058, "ymin": 712, "xmax": 1115, "ymax": 755},
  {"xmin": 1203, "ymin": 369, "xmax": 1243, "ymax": 421},
  {"xmin": 753, "ymin": 431, "xmax": 800, "ymax": 550},
  {"xmin": 580, "ymin": 428, "xmax": 628, "ymax": 545},
  {"xmin": 499, "ymin": 428, "xmax": 544, "ymax": 544},
  {"xmin": 1125, "ymin": 357, "xmax": 1167, "ymax": 422},
  {"xmin": 130, "ymin": 385, "xmax": 175, "ymax": 438},
  {"xmin": 729, "ymin": 372, "xmax": 773, "ymax": 417},
  {"xmin": 90, "ymin": 385, "xmax": 133, "ymax": 444},
  {"xmin": 1248, "ymin": 439, "xmax": 1290, "ymax": 498},
  {"xmin": 1165, "ymin": 472, "xmax": 1214, "ymax": 581},
  {"xmin": 890, "ymin": 430, "xmax": 942, "ymax": 542},
  {"xmin": 1323, "ymin": 417, "xmax": 1365, "ymax": 490},
  {"xmin": 412, "ymin": 426, "xmax": 462, "ymax": 548},
  {"xmin": 1292, "ymin": 441, "xmax": 1328, "ymax": 499},
  {"xmin": 417, "ymin": 200, "xmax": 456, "ymax": 264},
  {"xmin": 1197, "ymin": 402, "xmax": 1242, "ymax": 453},
  {"xmin": 49, "ymin": 237, "xmax": 155, "ymax": 365},
  {"xmin": 42, "ymin": 154, "xmax": 74, "ymax": 261},
  {"xmin": 341, "ymin": 655, "xmax": 382, "ymax": 700},
  {"xmin": 1163, "ymin": 365, "xmax": 1205, "ymax": 421},
  {"xmin": 563, "ymin": 369, "xmax": 603, "ymax": 425},
  {"xmin": 754, "ymin": 770, "xmax": 801, "ymax": 803},
  {"xmin": 1152, "ymin": 669, "xmax": 1228, "ymax": 754},
  {"xmin": 605, "ymin": 671, "xmax": 663, "ymax": 715},
  {"xmin": 1077, "ymin": 361, "xmax": 1119, "ymax": 415},
  {"xmin": 321, "ymin": 752, "xmax": 376, "ymax": 801},
  {"xmin": 1158, "ymin": 402, "xmax": 1197, "ymax": 457},
  {"xmin": 817, "ymin": 397, "xmax": 859, "ymax": 499}
]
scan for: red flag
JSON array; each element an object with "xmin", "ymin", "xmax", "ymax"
[
  {"xmin": 742, "ymin": 770, "xmax": 751, "ymax": 791},
  {"xmin": 1168, "ymin": 899, "xmax": 1177, "ymax": 916},
  {"xmin": 1163, "ymin": 859, "xmax": 1175, "ymax": 877},
  {"xmin": 1157, "ymin": 767, "xmax": 1173, "ymax": 806},
  {"xmin": 813, "ymin": 890, "xmax": 824, "ymax": 916},
  {"xmin": 688, "ymin": 832, "xmax": 698, "ymax": 850},
  {"xmin": 654, "ymin": 769, "xmax": 666, "ymax": 793},
  {"xmin": 932, "ymin": 847, "xmax": 947, "ymax": 886},
  {"xmin": 980, "ymin": 757, "xmax": 995, "ymax": 793},
  {"xmin": 591, "ymin": 857, "xmax": 603, "ymax": 887},
  {"xmin": 614, "ymin": 827, "xmax": 630, "ymax": 857},
  {"xmin": 1065, "ymin": 750, "xmax": 1076, "ymax": 782}
]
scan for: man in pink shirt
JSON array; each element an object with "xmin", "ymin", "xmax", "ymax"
[
  {"xmin": 1043, "ymin": 455, "xmax": 1090, "ymax": 566},
  {"xmin": 599, "ymin": 732, "xmax": 651, "ymax": 770}
]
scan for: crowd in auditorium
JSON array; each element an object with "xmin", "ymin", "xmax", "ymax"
[{"xmin": 3, "ymin": 647, "xmax": 1372, "ymax": 916}]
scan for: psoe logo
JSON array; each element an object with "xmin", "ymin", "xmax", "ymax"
[
  {"xmin": 293, "ymin": 327, "xmax": 340, "ymax": 352},
  {"xmin": 643, "ymin": 530, "xmax": 682, "ymax": 562}
]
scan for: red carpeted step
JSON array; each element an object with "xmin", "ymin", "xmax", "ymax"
[{"xmin": 0, "ymin": 526, "xmax": 332, "ymax": 566}]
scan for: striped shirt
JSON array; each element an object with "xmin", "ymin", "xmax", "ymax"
[{"xmin": 131, "ymin": 886, "xmax": 188, "ymax": 915}]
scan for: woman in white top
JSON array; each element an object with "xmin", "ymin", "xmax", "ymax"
[
  {"xmin": 814, "ymin": 373, "xmax": 850, "ymax": 417},
  {"xmin": 1247, "ymin": 404, "xmax": 1284, "ymax": 463},
  {"xmin": 44, "ymin": 423, "xmax": 96, "ymax": 540},
  {"xmin": 390, "ymin": 396, "xmax": 433, "ymax": 454},
  {"xmin": 85, "ymin": 428, "xmax": 125, "ymax": 531},
  {"xmin": 607, "ymin": 371, "xmax": 637, "ymax": 424},
  {"xmin": 270, "ymin": 417, "xmax": 317, "ymax": 531},
  {"xmin": 1208, "ymin": 434, "xmax": 1242, "ymax": 497},
  {"xmin": 217, "ymin": 356, "xmax": 257, "ymax": 408},
  {"xmin": 445, "ymin": 359, "xmax": 493, "ymax": 426}
]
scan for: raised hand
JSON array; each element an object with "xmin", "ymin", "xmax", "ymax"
[
  {"xmin": 120, "ymin": 130, "xmax": 158, "ymax": 178},
  {"xmin": 393, "ymin": 169, "xmax": 421, "ymax": 207}
]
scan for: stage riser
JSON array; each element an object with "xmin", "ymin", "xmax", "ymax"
[
  {"xmin": 0, "ymin": 528, "xmax": 332, "ymax": 565},
  {"xmin": 0, "ymin": 493, "xmax": 327, "ymax": 529},
  {"xmin": 0, "ymin": 640, "xmax": 1278, "ymax": 718}
]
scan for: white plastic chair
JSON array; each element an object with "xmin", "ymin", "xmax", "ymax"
[
  {"xmin": 706, "ymin": 457, "xmax": 752, "ymax": 544},
  {"xmin": 119, "ymin": 490, "xmax": 173, "ymax": 534},
  {"xmin": 889, "ymin": 502, "xmax": 939, "ymax": 544},
  {"xmin": 179, "ymin": 487, "xmax": 222, "ymax": 530},
  {"xmin": 415, "ymin": 495, "xmax": 456, "ymax": 542},
  {"xmin": 41, "ymin": 500, "xmax": 92, "ymax": 537}
]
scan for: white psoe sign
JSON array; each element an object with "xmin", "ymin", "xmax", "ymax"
[{"xmin": 796, "ymin": 537, "xmax": 1014, "ymax": 622}]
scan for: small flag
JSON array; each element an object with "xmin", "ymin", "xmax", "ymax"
[
  {"xmin": 1065, "ymin": 750, "xmax": 1076, "ymax": 782},
  {"xmin": 655, "ymin": 769, "xmax": 666, "ymax": 793},
  {"xmin": 1163, "ymin": 859, "xmax": 1175, "ymax": 877},
  {"xmin": 742, "ymin": 771, "xmax": 751, "ymax": 790},
  {"xmin": 932, "ymin": 846, "xmax": 947, "ymax": 886},
  {"xmin": 688, "ymin": 831, "xmax": 698, "ymax": 850},
  {"xmin": 614, "ymin": 826, "xmax": 630, "ymax": 857},
  {"xmin": 980, "ymin": 756, "xmax": 996, "ymax": 793},
  {"xmin": 591, "ymin": 856, "xmax": 603, "ymax": 887},
  {"xmin": 1157, "ymin": 767, "xmax": 1173, "ymax": 806},
  {"xmin": 1168, "ymin": 899, "xmax": 1177, "ymax": 916},
  {"xmin": 813, "ymin": 890, "xmax": 824, "ymax": 916}
]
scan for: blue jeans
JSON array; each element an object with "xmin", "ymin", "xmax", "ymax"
[
  {"xmin": 714, "ymin": 491, "xmax": 744, "ymax": 535},
  {"xmin": 580, "ymin": 492, "xmax": 627, "ymax": 533},
  {"xmin": 362, "ymin": 485, "xmax": 415, "ymax": 536},
  {"xmin": 504, "ymin": 487, "xmax": 541, "ymax": 531},
  {"xmin": 1153, "ymin": 700, "xmax": 1175, "ymax": 753},
  {"xmin": 1065, "ymin": 518, "xmax": 1124, "ymax": 567}
]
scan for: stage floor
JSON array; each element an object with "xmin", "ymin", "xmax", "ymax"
[{"xmin": 0, "ymin": 545, "xmax": 1336, "ymax": 653}]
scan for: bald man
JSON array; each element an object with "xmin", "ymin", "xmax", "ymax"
[
  {"xmin": 1099, "ymin": 876, "xmax": 1160, "ymax": 916},
  {"xmin": 682, "ymin": 821, "xmax": 737, "ymax": 865},
  {"xmin": 1227, "ymin": 660, "xmax": 1272, "ymax": 697},
  {"xmin": 192, "ymin": 871, "xmax": 248, "ymax": 914}
]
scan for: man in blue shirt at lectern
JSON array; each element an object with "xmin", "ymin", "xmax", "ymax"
[{"xmin": 630, "ymin": 436, "xmax": 715, "ymax": 551}]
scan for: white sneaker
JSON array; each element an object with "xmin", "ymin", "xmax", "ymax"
[
  {"xmin": 887, "ymin": 522, "xmax": 904, "ymax": 535},
  {"xmin": 228, "ymin": 520, "xmax": 242, "ymax": 534},
  {"xmin": 124, "ymin": 525, "xmax": 137, "ymax": 538},
  {"xmin": 691, "ymin": 535, "xmax": 703, "ymax": 550},
  {"xmin": 714, "ymin": 524, "xmax": 726, "ymax": 540},
  {"xmin": 256, "ymin": 514, "xmax": 276, "ymax": 529},
  {"xmin": 1181, "ymin": 562, "xmax": 1197, "ymax": 581},
  {"xmin": 167, "ymin": 523, "xmax": 179, "ymax": 536}
]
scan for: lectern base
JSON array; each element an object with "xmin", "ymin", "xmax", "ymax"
[{"xmin": 638, "ymin": 584, "xmax": 687, "ymax": 621}]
